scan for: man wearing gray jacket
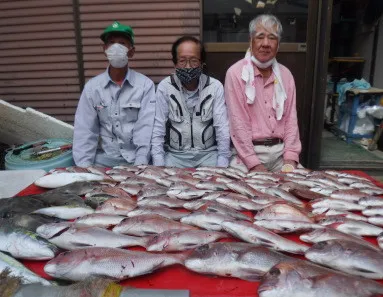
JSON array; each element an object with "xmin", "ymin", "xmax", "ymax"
[
  {"xmin": 151, "ymin": 36, "xmax": 231, "ymax": 168},
  {"xmin": 73, "ymin": 21, "xmax": 155, "ymax": 167}
]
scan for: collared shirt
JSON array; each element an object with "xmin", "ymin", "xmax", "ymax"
[
  {"xmin": 224, "ymin": 58, "xmax": 301, "ymax": 170},
  {"xmin": 151, "ymin": 74, "xmax": 231, "ymax": 167},
  {"xmin": 73, "ymin": 68, "xmax": 155, "ymax": 167}
]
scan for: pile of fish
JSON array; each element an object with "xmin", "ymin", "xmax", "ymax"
[{"xmin": 1, "ymin": 164, "xmax": 383, "ymax": 297}]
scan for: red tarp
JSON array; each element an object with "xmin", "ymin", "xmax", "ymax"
[{"xmin": 14, "ymin": 170, "xmax": 383, "ymax": 297}]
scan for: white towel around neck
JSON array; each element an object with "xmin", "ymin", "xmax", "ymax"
[{"xmin": 241, "ymin": 50, "xmax": 287, "ymax": 120}]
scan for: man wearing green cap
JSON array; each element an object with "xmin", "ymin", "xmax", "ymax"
[{"xmin": 73, "ymin": 21, "xmax": 156, "ymax": 167}]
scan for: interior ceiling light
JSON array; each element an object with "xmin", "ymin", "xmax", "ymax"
[{"xmin": 256, "ymin": 1, "xmax": 266, "ymax": 9}]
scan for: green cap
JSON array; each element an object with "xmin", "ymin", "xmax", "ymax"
[{"xmin": 100, "ymin": 21, "xmax": 134, "ymax": 45}]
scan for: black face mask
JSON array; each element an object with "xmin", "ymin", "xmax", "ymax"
[{"xmin": 175, "ymin": 67, "xmax": 202, "ymax": 85}]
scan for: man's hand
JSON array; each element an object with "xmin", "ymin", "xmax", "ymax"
[
  {"xmin": 250, "ymin": 164, "xmax": 268, "ymax": 172},
  {"xmin": 281, "ymin": 159, "xmax": 297, "ymax": 172}
]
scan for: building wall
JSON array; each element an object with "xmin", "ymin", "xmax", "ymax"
[
  {"xmin": 0, "ymin": 0, "xmax": 200, "ymax": 124},
  {"xmin": 373, "ymin": 20, "xmax": 383, "ymax": 88}
]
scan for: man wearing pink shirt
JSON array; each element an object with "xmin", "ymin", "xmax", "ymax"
[{"xmin": 225, "ymin": 14, "xmax": 301, "ymax": 173}]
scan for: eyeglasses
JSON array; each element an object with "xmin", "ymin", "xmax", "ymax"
[{"xmin": 177, "ymin": 57, "xmax": 201, "ymax": 68}]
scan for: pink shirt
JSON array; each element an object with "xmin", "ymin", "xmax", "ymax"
[{"xmin": 224, "ymin": 58, "xmax": 301, "ymax": 170}]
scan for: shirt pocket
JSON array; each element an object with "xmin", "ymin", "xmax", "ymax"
[
  {"xmin": 121, "ymin": 100, "xmax": 141, "ymax": 123},
  {"xmin": 168, "ymin": 94, "xmax": 183, "ymax": 123},
  {"xmin": 94, "ymin": 103, "xmax": 110, "ymax": 124},
  {"xmin": 199, "ymin": 94, "xmax": 214, "ymax": 122}
]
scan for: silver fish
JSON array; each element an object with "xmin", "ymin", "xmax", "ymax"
[
  {"xmin": 195, "ymin": 180, "xmax": 228, "ymax": 191},
  {"xmin": 95, "ymin": 198, "xmax": 136, "ymax": 216},
  {"xmin": 180, "ymin": 211, "xmax": 235, "ymax": 231},
  {"xmin": 221, "ymin": 220, "xmax": 308, "ymax": 254},
  {"xmin": 37, "ymin": 223, "xmax": 148, "ymax": 250},
  {"xmin": 167, "ymin": 188, "xmax": 210, "ymax": 200},
  {"xmin": 319, "ymin": 217, "xmax": 383, "ymax": 236},
  {"xmin": 226, "ymin": 181, "xmax": 259, "ymax": 197},
  {"xmin": 314, "ymin": 209, "xmax": 368, "ymax": 222},
  {"xmin": 305, "ymin": 239, "xmax": 383, "ymax": 279},
  {"xmin": 255, "ymin": 203, "xmax": 313, "ymax": 223},
  {"xmin": 308, "ymin": 198, "xmax": 365, "ymax": 212},
  {"xmin": 113, "ymin": 214, "xmax": 196, "ymax": 236},
  {"xmin": 137, "ymin": 195, "xmax": 186, "ymax": 208},
  {"xmin": 362, "ymin": 206, "xmax": 383, "ymax": 217},
  {"xmin": 118, "ymin": 183, "xmax": 142, "ymax": 195},
  {"xmin": 84, "ymin": 186, "xmax": 131, "ymax": 198},
  {"xmin": 378, "ymin": 233, "xmax": 383, "ymax": 250},
  {"xmin": 300, "ymin": 228, "xmax": 381, "ymax": 251},
  {"xmin": 33, "ymin": 205, "xmax": 95, "ymax": 220},
  {"xmin": 197, "ymin": 201, "xmax": 252, "ymax": 221},
  {"xmin": 368, "ymin": 216, "xmax": 383, "ymax": 227},
  {"xmin": 75, "ymin": 213, "xmax": 126, "ymax": 228},
  {"xmin": 0, "ymin": 251, "xmax": 52, "ymax": 285},
  {"xmin": 261, "ymin": 188, "xmax": 304, "ymax": 206},
  {"xmin": 359, "ymin": 196, "xmax": 383, "ymax": 207},
  {"xmin": 185, "ymin": 242, "xmax": 296, "ymax": 281},
  {"xmin": 34, "ymin": 173, "xmax": 105, "ymax": 188},
  {"xmin": 330, "ymin": 189, "xmax": 368, "ymax": 201},
  {"xmin": 146, "ymin": 229, "xmax": 228, "ymax": 251},
  {"xmin": 259, "ymin": 262, "xmax": 383, "ymax": 297},
  {"xmin": 127, "ymin": 206, "xmax": 189, "ymax": 221},
  {"xmin": 216, "ymin": 193, "xmax": 265, "ymax": 211},
  {"xmin": 0, "ymin": 222, "xmax": 59, "ymax": 260},
  {"xmin": 48, "ymin": 181, "xmax": 103, "ymax": 196},
  {"xmin": 44, "ymin": 247, "xmax": 187, "ymax": 281},
  {"xmin": 254, "ymin": 220, "xmax": 322, "ymax": 234}
]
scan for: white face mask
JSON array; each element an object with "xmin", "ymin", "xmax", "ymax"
[
  {"xmin": 251, "ymin": 55, "xmax": 275, "ymax": 69},
  {"xmin": 105, "ymin": 43, "xmax": 129, "ymax": 68}
]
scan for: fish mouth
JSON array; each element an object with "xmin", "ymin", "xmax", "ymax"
[{"xmin": 258, "ymin": 283, "xmax": 273, "ymax": 293}]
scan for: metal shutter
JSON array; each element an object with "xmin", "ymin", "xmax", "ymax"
[
  {"xmin": 80, "ymin": 0, "xmax": 200, "ymax": 84},
  {"xmin": 0, "ymin": 0, "xmax": 80, "ymax": 123}
]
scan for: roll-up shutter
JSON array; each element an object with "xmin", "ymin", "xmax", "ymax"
[
  {"xmin": 0, "ymin": 0, "xmax": 80, "ymax": 123},
  {"xmin": 80, "ymin": 0, "xmax": 200, "ymax": 84}
]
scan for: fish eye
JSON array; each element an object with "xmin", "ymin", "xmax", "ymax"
[
  {"xmin": 316, "ymin": 241, "xmax": 327, "ymax": 249},
  {"xmin": 269, "ymin": 267, "xmax": 281, "ymax": 277},
  {"xmin": 197, "ymin": 244, "xmax": 209, "ymax": 252}
]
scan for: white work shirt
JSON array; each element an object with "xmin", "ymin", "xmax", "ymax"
[{"xmin": 73, "ymin": 68, "xmax": 156, "ymax": 167}]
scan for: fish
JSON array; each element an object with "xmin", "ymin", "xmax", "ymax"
[
  {"xmin": 221, "ymin": 220, "xmax": 308, "ymax": 254},
  {"xmin": 136, "ymin": 184, "xmax": 168, "ymax": 200},
  {"xmin": 31, "ymin": 192, "xmax": 86, "ymax": 207},
  {"xmin": 254, "ymin": 220, "xmax": 322, "ymax": 234},
  {"xmin": 145, "ymin": 229, "xmax": 229, "ymax": 252},
  {"xmin": 314, "ymin": 209, "xmax": 368, "ymax": 222},
  {"xmin": 33, "ymin": 205, "xmax": 95, "ymax": 220},
  {"xmin": 137, "ymin": 167, "xmax": 168, "ymax": 180},
  {"xmin": 195, "ymin": 180, "xmax": 228, "ymax": 191},
  {"xmin": 105, "ymin": 169, "xmax": 136, "ymax": 181},
  {"xmin": 166, "ymin": 188, "xmax": 210, "ymax": 200},
  {"xmin": 305, "ymin": 239, "xmax": 383, "ymax": 279},
  {"xmin": 48, "ymin": 181, "xmax": 103, "ymax": 196},
  {"xmin": 362, "ymin": 206, "xmax": 383, "ymax": 217},
  {"xmin": 44, "ymin": 247, "xmax": 187, "ymax": 281},
  {"xmin": 330, "ymin": 189, "xmax": 368, "ymax": 201},
  {"xmin": 308, "ymin": 177, "xmax": 351, "ymax": 190},
  {"xmin": 215, "ymin": 193, "xmax": 265, "ymax": 211},
  {"xmin": 0, "ymin": 213, "xmax": 64, "ymax": 232},
  {"xmin": 119, "ymin": 176, "xmax": 156, "ymax": 186},
  {"xmin": 261, "ymin": 188, "xmax": 304, "ymax": 206},
  {"xmin": 0, "ymin": 251, "xmax": 52, "ymax": 285},
  {"xmin": 184, "ymin": 242, "xmax": 296, "ymax": 281},
  {"xmin": 0, "ymin": 222, "xmax": 59, "ymax": 260},
  {"xmin": 37, "ymin": 223, "xmax": 148, "ymax": 250},
  {"xmin": 34, "ymin": 173, "xmax": 105, "ymax": 188},
  {"xmin": 85, "ymin": 193, "xmax": 135, "ymax": 209},
  {"xmin": 13, "ymin": 277, "xmax": 117, "ymax": 297},
  {"xmin": 95, "ymin": 198, "xmax": 136, "ymax": 216},
  {"xmin": 196, "ymin": 201, "xmax": 252, "ymax": 221},
  {"xmin": 308, "ymin": 198, "xmax": 365, "ymax": 212},
  {"xmin": 288, "ymin": 187, "xmax": 326, "ymax": 201},
  {"xmin": 368, "ymin": 216, "xmax": 383, "ymax": 227},
  {"xmin": 127, "ymin": 206, "xmax": 189, "ymax": 221},
  {"xmin": 359, "ymin": 197, "xmax": 383, "ymax": 207},
  {"xmin": 137, "ymin": 195, "xmax": 186, "ymax": 208},
  {"xmin": 112, "ymin": 214, "xmax": 196, "ymax": 236},
  {"xmin": 378, "ymin": 233, "xmax": 383, "ymax": 250},
  {"xmin": 166, "ymin": 174, "xmax": 201, "ymax": 186},
  {"xmin": 180, "ymin": 211, "xmax": 237, "ymax": 231},
  {"xmin": 258, "ymin": 262, "xmax": 383, "ymax": 297},
  {"xmin": 0, "ymin": 197, "xmax": 48, "ymax": 218},
  {"xmin": 75, "ymin": 213, "xmax": 126, "ymax": 228},
  {"xmin": 226, "ymin": 181, "xmax": 260, "ymax": 197},
  {"xmin": 300, "ymin": 228, "xmax": 381, "ymax": 251},
  {"xmin": 117, "ymin": 183, "xmax": 142, "ymax": 195},
  {"xmin": 84, "ymin": 186, "xmax": 131, "ymax": 199},
  {"xmin": 319, "ymin": 217, "xmax": 383, "ymax": 236},
  {"xmin": 255, "ymin": 202, "xmax": 313, "ymax": 223}
]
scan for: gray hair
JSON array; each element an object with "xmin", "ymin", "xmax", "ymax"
[{"xmin": 249, "ymin": 14, "xmax": 283, "ymax": 41}]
